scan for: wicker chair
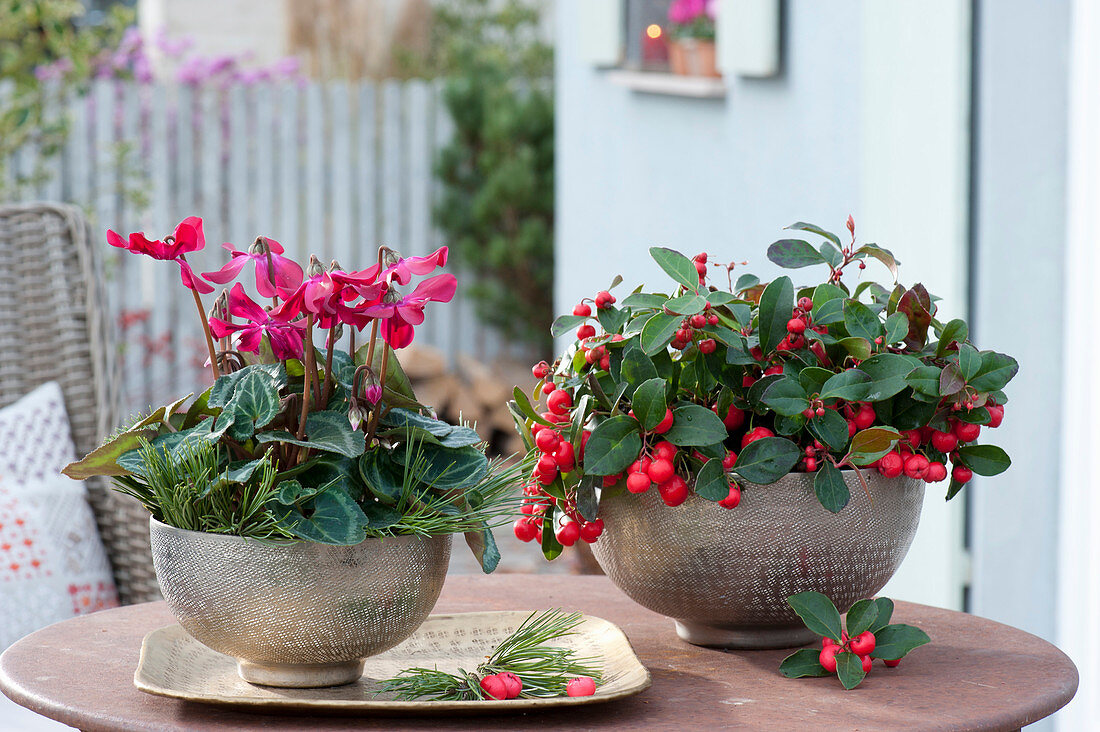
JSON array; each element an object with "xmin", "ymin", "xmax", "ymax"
[{"xmin": 0, "ymin": 202, "xmax": 160, "ymax": 605}]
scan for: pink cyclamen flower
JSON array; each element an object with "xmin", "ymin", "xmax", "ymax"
[
  {"xmin": 272, "ymin": 268, "xmax": 385, "ymax": 328},
  {"xmin": 202, "ymin": 237, "xmax": 304, "ymax": 299},
  {"xmin": 208, "ymin": 283, "xmax": 306, "ymax": 360},
  {"xmin": 107, "ymin": 216, "xmax": 213, "ymax": 293},
  {"xmin": 370, "ymin": 246, "xmax": 449, "ymax": 286},
  {"xmin": 363, "ymin": 273, "xmax": 458, "ymax": 349}
]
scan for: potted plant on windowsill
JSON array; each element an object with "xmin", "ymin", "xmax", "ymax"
[
  {"xmin": 509, "ymin": 217, "xmax": 1017, "ymax": 649},
  {"xmin": 64, "ymin": 217, "xmax": 524, "ymax": 688},
  {"xmin": 667, "ymin": 0, "xmax": 719, "ymax": 78}
]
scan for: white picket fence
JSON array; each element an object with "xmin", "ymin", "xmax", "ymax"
[{"xmin": 6, "ymin": 79, "xmax": 512, "ymax": 417}]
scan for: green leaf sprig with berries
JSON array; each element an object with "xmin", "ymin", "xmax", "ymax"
[
  {"xmin": 509, "ymin": 217, "xmax": 1018, "ymax": 558},
  {"xmin": 780, "ymin": 591, "xmax": 930, "ymax": 689}
]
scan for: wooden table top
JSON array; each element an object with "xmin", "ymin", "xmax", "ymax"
[{"xmin": 0, "ymin": 575, "xmax": 1078, "ymax": 731}]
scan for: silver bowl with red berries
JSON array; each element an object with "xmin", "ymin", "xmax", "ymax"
[{"xmin": 510, "ymin": 223, "xmax": 1016, "ymax": 649}]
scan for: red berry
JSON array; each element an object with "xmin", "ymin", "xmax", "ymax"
[
  {"xmin": 721, "ymin": 450, "xmax": 737, "ymax": 470},
  {"xmin": 720, "ymin": 405, "xmax": 746, "ymax": 431},
  {"xmin": 566, "ymin": 676, "xmax": 596, "ymax": 697},
  {"xmin": 698, "ymin": 338, "xmax": 717, "ymax": 354},
  {"xmin": 819, "ymin": 645, "xmax": 839, "ymax": 673},
  {"xmin": 822, "ymin": 636, "xmax": 837, "ymax": 649},
  {"xmin": 599, "ymin": 355, "xmax": 610, "ymax": 370},
  {"xmin": 903, "ymin": 429, "xmax": 923, "ymax": 448},
  {"xmin": 497, "ymin": 671, "xmax": 522, "ymax": 699},
  {"xmin": 513, "ymin": 518, "xmax": 538, "ymax": 543},
  {"xmin": 707, "ymin": 314, "xmax": 719, "ymax": 326},
  {"xmin": 847, "ymin": 419, "xmax": 858, "ymax": 437},
  {"xmin": 556, "ymin": 521, "xmax": 581, "ymax": 547},
  {"xmin": 987, "ymin": 404, "xmax": 1005, "ymax": 428},
  {"xmin": 547, "ymin": 389, "xmax": 573, "ymax": 416},
  {"xmin": 626, "ymin": 472, "xmax": 651, "ymax": 494},
  {"xmin": 595, "ymin": 291, "xmax": 616, "ymax": 309},
  {"xmin": 930, "ymin": 430, "xmax": 958, "ymax": 453},
  {"xmin": 541, "ymin": 381, "xmax": 555, "ymax": 395},
  {"xmin": 861, "ymin": 654, "xmax": 873, "ymax": 673},
  {"xmin": 884, "ymin": 658, "xmax": 902, "ymax": 668},
  {"xmin": 952, "ymin": 464, "xmax": 973, "ymax": 484},
  {"xmin": 676, "ymin": 327, "xmax": 693, "ymax": 342},
  {"xmin": 531, "ymin": 361, "xmax": 550, "ymax": 379},
  {"xmin": 554, "ymin": 441, "xmax": 576, "ymax": 471},
  {"xmin": 953, "ymin": 421, "xmax": 981, "ymax": 443},
  {"xmin": 741, "ymin": 426, "xmax": 774, "ymax": 448},
  {"xmin": 480, "ymin": 674, "xmax": 508, "ymax": 700},
  {"xmin": 804, "ymin": 457, "xmax": 818, "ymax": 472},
  {"xmin": 690, "ymin": 313, "xmax": 707, "ymax": 328},
  {"xmin": 903, "ymin": 454, "xmax": 929, "ymax": 480},
  {"xmin": 849, "ymin": 631, "xmax": 876, "ymax": 655},
  {"xmin": 854, "ymin": 403, "xmax": 876, "ymax": 430},
  {"xmin": 653, "ymin": 441, "xmax": 677, "ymax": 461},
  {"xmin": 647, "ymin": 458, "xmax": 675, "ymax": 484},
  {"xmin": 694, "ymin": 252, "xmax": 708, "ymax": 264},
  {"xmin": 576, "ymin": 324, "xmax": 596, "ymax": 340},
  {"xmin": 878, "ymin": 451, "xmax": 904, "ymax": 478},
  {"xmin": 797, "ymin": 297, "xmax": 814, "ymax": 311},
  {"xmin": 534, "ymin": 429, "xmax": 560, "ymax": 453},
  {"xmin": 653, "ymin": 408, "xmax": 675, "ymax": 434},
  {"xmin": 573, "ymin": 303, "xmax": 592, "ymax": 317},
  {"xmin": 764, "ymin": 364, "xmax": 784, "ymax": 376},
  {"xmin": 658, "ymin": 476, "xmax": 689, "ymax": 506},
  {"xmin": 537, "ymin": 453, "xmax": 558, "ymax": 475},
  {"xmin": 924, "ymin": 461, "xmax": 948, "ymax": 483},
  {"xmin": 602, "ymin": 473, "xmax": 622, "ymax": 488},
  {"xmin": 579, "ymin": 520, "xmax": 604, "ymax": 543},
  {"xmin": 719, "ymin": 483, "xmax": 741, "ymax": 509},
  {"xmin": 787, "ymin": 318, "xmax": 806, "ymax": 334}
]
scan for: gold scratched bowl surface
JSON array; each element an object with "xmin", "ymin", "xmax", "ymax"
[{"xmin": 134, "ymin": 611, "xmax": 651, "ymax": 712}]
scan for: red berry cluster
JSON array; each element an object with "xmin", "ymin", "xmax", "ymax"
[
  {"xmin": 479, "ymin": 671, "xmax": 523, "ymax": 700},
  {"xmin": 777, "ymin": 297, "xmax": 826, "ymax": 352},
  {"xmin": 818, "ymin": 631, "xmax": 892, "ymax": 674},
  {"xmin": 868, "ymin": 406, "xmax": 1004, "ymax": 485}
]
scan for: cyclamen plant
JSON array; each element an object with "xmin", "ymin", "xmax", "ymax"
[
  {"xmin": 64, "ymin": 217, "xmax": 521, "ymax": 571},
  {"xmin": 667, "ymin": 0, "xmax": 717, "ymax": 41},
  {"xmin": 509, "ymin": 218, "xmax": 1018, "ymax": 557}
]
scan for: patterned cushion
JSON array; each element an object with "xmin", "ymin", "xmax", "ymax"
[{"xmin": 0, "ymin": 382, "xmax": 118, "ymax": 649}]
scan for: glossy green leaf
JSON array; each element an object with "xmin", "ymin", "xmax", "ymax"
[
  {"xmin": 787, "ymin": 591, "xmax": 843, "ymax": 642},
  {"xmin": 787, "ymin": 221, "xmax": 842, "ymax": 246},
  {"xmin": 541, "ymin": 512, "xmax": 563, "ymax": 560},
  {"xmin": 820, "ymin": 369, "xmax": 872, "ymax": 402},
  {"xmin": 955, "ymin": 344, "xmax": 982, "ymax": 381},
  {"xmin": 622, "ymin": 292, "xmax": 668, "ymax": 310},
  {"xmin": 640, "ymin": 313, "xmax": 681, "ymax": 355},
  {"xmin": 664, "ymin": 293, "xmax": 707, "ymax": 316},
  {"xmin": 870, "ymin": 597, "xmax": 895, "ymax": 633},
  {"xmin": 906, "ymin": 365, "xmax": 942, "ymax": 399},
  {"xmin": 779, "ymin": 649, "xmax": 831, "ymax": 679},
  {"xmin": 693, "ymin": 458, "xmax": 730, "ymax": 501},
  {"xmin": 758, "ymin": 378, "xmax": 808, "ymax": 417},
  {"xmin": 809, "ymin": 409, "xmax": 851, "ymax": 451},
  {"xmin": 583, "ymin": 415, "xmax": 643, "ymax": 476},
  {"xmin": 551, "ymin": 314, "xmax": 589, "ymax": 338},
  {"xmin": 576, "ymin": 475, "xmax": 600, "ymax": 521},
  {"xmin": 768, "ymin": 239, "xmax": 827, "ymax": 268},
  {"xmin": 758, "ymin": 276, "xmax": 794, "ymax": 354},
  {"xmin": 837, "ymin": 337, "xmax": 872, "ymax": 361},
  {"xmin": 939, "ymin": 362, "xmax": 966, "ymax": 396},
  {"xmin": 836, "ymin": 651, "xmax": 866, "ymax": 690},
  {"xmin": 620, "ymin": 345, "xmax": 659, "ymax": 393},
  {"xmin": 631, "ymin": 378, "xmax": 668, "ymax": 432},
  {"xmin": 464, "ymin": 525, "xmax": 501, "ymax": 574},
  {"xmin": 884, "ymin": 312, "xmax": 909, "ymax": 344},
  {"xmin": 956, "ymin": 445, "xmax": 1011, "ymax": 476},
  {"xmin": 650, "ymin": 246, "xmax": 700, "ymax": 289},
  {"xmin": 843, "ymin": 300, "xmax": 885, "ymax": 343},
  {"xmin": 511, "ymin": 386, "xmax": 554, "ymax": 427},
  {"xmin": 845, "ymin": 598, "xmax": 879, "ymax": 637},
  {"xmin": 871, "ymin": 623, "xmax": 931, "ymax": 660},
  {"xmin": 969, "ymin": 351, "xmax": 1019, "ymax": 392},
  {"xmin": 664, "ymin": 404, "xmax": 728, "ymax": 447},
  {"xmin": 936, "ymin": 319, "xmax": 969, "ymax": 357},
  {"xmin": 860, "ymin": 353, "xmax": 920, "ymax": 401},
  {"xmin": 733, "ymin": 436, "xmax": 802, "ymax": 484},
  {"xmin": 848, "ymin": 427, "xmax": 901, "ymax": 465},
  {"xmin": 814, "ymin": 461, "xmax": 850, "ymax": 513}
]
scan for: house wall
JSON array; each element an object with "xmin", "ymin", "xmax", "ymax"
[{"xmin": 555, "ymin": 0, "xmax": 973, "ymax": 611}]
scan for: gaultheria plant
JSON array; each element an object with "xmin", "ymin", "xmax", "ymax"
[{"xmin": 65, "ymin": 218, "xmax": 524, "ymax": 571}]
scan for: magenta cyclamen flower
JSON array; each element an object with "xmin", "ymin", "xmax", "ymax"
[
  {"xmin": 364, "ymin": 274, "xmax": 458, "ymax": 349},
  {"xmin": 369, "ymin": 246, "xmax": 450, "ymax": 286},
  {"xmin": 202, "ymin": 237, "xmax": 304, "ymax": 299},
  {"xmin": 208, "ymin": 283, "xmax": 306, "ymax": 360},
  {"xmin": 107, "ymin": 216, "xmax": 213, "ymax": 293},
  {"xmin": 271, "ymin": 268, "xmax": 385, "ymax": 328}
]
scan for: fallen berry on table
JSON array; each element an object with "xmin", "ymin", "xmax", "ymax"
[
  {"xmin": 479, "ymin": 674, "xmax": 508, "ymax": 700},
  {"xmin": 497, "ymin": 672, "xmax": 523, "ymax": 699},
  {"xmin": 566, "ymin": 676, "xmax": 597, "ymax": 697},
  {"xmin": 884, "ymin": 658, "xmax": 902, "ymax": 668}
]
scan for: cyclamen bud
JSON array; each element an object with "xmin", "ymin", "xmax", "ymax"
[
  {"xmin": 247, "ymin": 236, "xmax": 270, "ymax": 256},
  {"xmin": 305, "ymin": 254, "xmax": 325, "ymax": 278}
]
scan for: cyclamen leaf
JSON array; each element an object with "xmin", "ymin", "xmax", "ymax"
[
  {"xmin": 871, "ymin": 623, "xmax": 931, "ymax": 660},
  {"xmin": 257, "ymin": 411, "xmax": 366, "ymax": 458},
  {"xmin": 464, "ymin": 525, "xmax": 501, "ymax": 574},
  {"xmin": 787, "ymin": 591, "xmax": 843, "ymax": 642},
  {"xmin": 767, "ymin": 239, "xmax": 827, "ymax": 268},
  {"xmin": 779, "ymin": 649, "xmax": 831, "ymax": 679}
]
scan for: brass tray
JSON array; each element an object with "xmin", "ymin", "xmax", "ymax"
[{"xmin": 134, "ymin": 610, "xmax": 651, "ymax": 713}]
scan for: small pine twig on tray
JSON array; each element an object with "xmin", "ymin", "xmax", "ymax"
[{"xmin": 378, "ymin": 609, "xmax": 603, "ymax": 701}]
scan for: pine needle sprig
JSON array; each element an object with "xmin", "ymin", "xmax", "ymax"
[{"xmin": 378, "ymin": 609, "xmax": 603, "ymax": 701}]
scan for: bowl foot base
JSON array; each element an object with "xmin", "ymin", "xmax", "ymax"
[
  {"xmin": 675, "ymin": 620, "xmax": 818, "ymax": 650},
  {"xmin": 237, "ymin": 659, "xmax": 366, "ymax": 688}
]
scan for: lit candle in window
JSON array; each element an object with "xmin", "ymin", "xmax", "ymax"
[{"xmin": 642, "ymin": 23, "xmax": 669, "ymax": 66}]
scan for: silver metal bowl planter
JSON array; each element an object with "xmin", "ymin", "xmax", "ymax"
[
  {"xmin": 149, "ymin": 517, "xmax": 451, "ymax": 688},
  {"xmin": 590, "ymin": 471, "xmax": 923, "ymax": 649}
]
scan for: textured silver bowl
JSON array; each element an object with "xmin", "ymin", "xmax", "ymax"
[
  {"xmin": 591, "ymin": 472, "xmax": 923, "ymax": 649},
  {"xmin": 149, "ymin": 518, "xmax": 451, "ymax": 687}
]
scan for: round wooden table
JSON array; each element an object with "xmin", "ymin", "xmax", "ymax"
[{"xmin": 0, "ymin": 575, "xmax": 1078, "ymax": 731}]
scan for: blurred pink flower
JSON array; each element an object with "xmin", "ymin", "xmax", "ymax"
[
  {"xmin": 209, "ymin": 283, "xmax": 305, "ymax": 360},
  {"xmin": 668, "ymin": 0, "xmax": 709, "ymax": 24},
  {"xmin": 107, "ymin": 216, "xmax": 213, "ymax": 293},
  {"xmin": 202, "ymin": 237, "xmax": 304, "ymax": 299}
]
